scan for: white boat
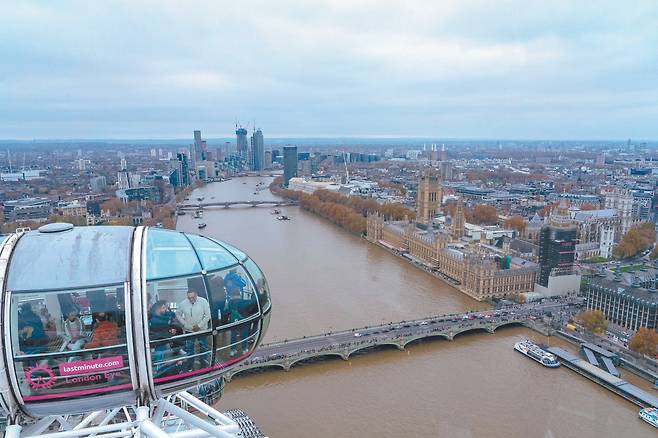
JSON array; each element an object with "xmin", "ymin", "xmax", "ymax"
[
  {"xmin": 639, "ymin": 407, "xmax": 658, "ymax": 427},
  {"xmin": 514, "ymin": 340, "xmax": 560, "ymax": 368}
]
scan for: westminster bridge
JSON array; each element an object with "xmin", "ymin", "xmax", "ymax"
[
  {"xmin": 224, "ymin": 301, "xmax": 574, "ymax": 381},
  {"xmin": 177, "ymin": 200, "xmax": 298, "ymax": 210}
]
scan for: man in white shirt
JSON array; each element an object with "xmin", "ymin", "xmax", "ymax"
[
  {"xmin": 176, "ymin": 290, "xmax": 210, "ymax": 333},
  {"xmin": 176, "ymin": 290, "xmax": 211, "ymax": 368}
]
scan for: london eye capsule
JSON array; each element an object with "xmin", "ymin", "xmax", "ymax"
[{"xmin": 0, "ymin": 224, "xmax": 271, "ymax": 418}]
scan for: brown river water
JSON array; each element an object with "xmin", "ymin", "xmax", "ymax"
[{"xmin": 177, "ymin": 177, "xmax": 654, "ymax": 438}]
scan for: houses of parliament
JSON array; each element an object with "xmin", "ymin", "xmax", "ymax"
[{"xmin": 366, "ymin": 171, "xmax": 538, "ymax": 301}]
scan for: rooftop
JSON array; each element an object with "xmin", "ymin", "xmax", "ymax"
[{"xmin": 589, "ymin": 276, "xmax": 658, "ymax": 305}]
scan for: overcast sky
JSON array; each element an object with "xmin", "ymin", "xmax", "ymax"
[{"xmin": 1, "ymin": 1, "xmax": 657, "ymax": 140}]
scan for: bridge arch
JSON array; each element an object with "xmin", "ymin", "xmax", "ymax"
[
  {"xmin": 491, "ymin": 320, "xmax": 525, "ymax": 331},
  {"xmin": 402, "ymin": 332, "xmax": 451, "ymax": 348},
  {"xmin": 346, "ymin": 342, "xmax": 404, "ymax": 358},
  {"xmin": 225, "ymin": 363, "xmax": 288, "ymax": 381},
  {"xmin": 451, "ymin": 326, "xmax": 493, "ymax": 339},
  {"xmin": 288, "ymin": 352, "xmax": 348, "ymax": 368}
]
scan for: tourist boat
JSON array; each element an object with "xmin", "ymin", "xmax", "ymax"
[
  {"xmin": 270, "ymin": 209, "xmax": 281, "ymax": 215},
  {"xmin": 514, "ymin": 340, "xmax": 560, "ymax": 368},
  {"xmin": 198, "ymin": 223, "xmax": 207, "ymax": 229},
  {"xmin": 277, "ymin": 215, "xmax": 290, "ymax": 221},
  {"xmin": 639, "ymin": 407, "xmax": 658, "ymax": 427}
]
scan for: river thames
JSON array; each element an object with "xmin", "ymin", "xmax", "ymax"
[{"xmin": 177, "ymin": 177, "xmax": 654, "ymax": 437}]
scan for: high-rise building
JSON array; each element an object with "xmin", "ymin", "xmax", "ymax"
[
  {"xmin": 283, "ymin": 146, "xmax": 298, "ymax": 187},
  {"xmin": 117, "ymin": 171, "xmax": 130, "ymax": 189},
  {"xmin": 120, "ymin": 157, "xmax": 127, "ymax": 171},
  {"xmin": 176, "ymin": 152, "xmax": 190, "ymax": 187},
  {"xmin": 250, "ymin": 129, "xmax": 264, "ymax": 171},
  {"xmin": 90, "ymin": 175, "xmax": 107, "ymax": 193},
  {"xmin": 193, "ymin": 130, "xmax": 203, "ymax": 162},
  {"xmin": 538, "ymin": 201, "xmax": 577, "ymax": 287},
  {"xmin": 264, "ymin": 150, "xmax": 272, "ymax": 169},
  {"xmin": 416, "ymin": 170, "xmax": 441, "ymax": 225},
  {"xmin": 439, "ymin": 160, "xmax": 453, "ymax": 181},
  {"xmin": 201, "ymin": 140, "xmax": 208, "ymax": 161},
  {"xmin": 236, "ymin": 127, "xmax": 248, "ymax": 159}
]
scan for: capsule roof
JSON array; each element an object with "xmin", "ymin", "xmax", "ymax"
[{"xmin": 7, "ymin": 226, "xmax": 249, "ymax": 291}]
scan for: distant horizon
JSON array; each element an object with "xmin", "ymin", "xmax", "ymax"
[{"xmin": 0, "ymin": 135, "xmax": 656, "ymax": 144}]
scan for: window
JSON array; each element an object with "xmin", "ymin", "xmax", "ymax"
[
  {"xmin": 244, "ymin": 258, "xmax": 271, "ymax": 313},
  {"xmin": 146, "ymin": 275, "xmax": 212, "ymax": 382},
  {"xmin": 185, "ymin": 234, "xmax": 238, "ymax": 271},
  {"xmin": 206, "ymin": 266, "xmax": 260, "ymax": 329},
  {"xmin": 213, "ymin": 320, "xmax": 261, "ymax": 365},
  {"xmin": 10, "ymin": 285, "xmax": 131, "ymax": 401},
  {"xmin": 146, "ymin": 229, "xmax": 201, "ymax": 280}
]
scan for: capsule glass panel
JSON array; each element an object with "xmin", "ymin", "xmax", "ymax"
[
  {"xmin": 243, "ymin": 258, "xmax": 271, "ymax": 312},
  {"xmin": 146, "ymin": 275, "xmax": 212, "ymax": 383},
  {"xmin": 213, "ymin": 240, "xmax": 247, "ymax": 262},
  {"xmin": 206, "ymin": 266, "xmax": 260, "ymax": 328},
  {"xmin": 214, "ymin": 320, "xmax": 260, "ymax": 365},
  {"xmin": 10, "ymin": 285, "xmax": 131, "ymax": 402},
  {"xmin": 186, "ymin": 234, "xmax": 239, "ymax": 271},
  {"xmin": 146, "ymin": 229, "xmax": 201, "ymax": 280}
]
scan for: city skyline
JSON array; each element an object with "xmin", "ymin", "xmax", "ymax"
[{"xmin": 1, "ymin": 2, "xmax": 657, "ymax": 140}]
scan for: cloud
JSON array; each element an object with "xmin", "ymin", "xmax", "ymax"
[{"xmin": 0, "ymin": 0, "xmax": 656, "ymax": 139}]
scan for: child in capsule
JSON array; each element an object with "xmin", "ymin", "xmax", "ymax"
[{"xmin": 64, "ymin": 310, "xmax": 86, "ymax": 350}]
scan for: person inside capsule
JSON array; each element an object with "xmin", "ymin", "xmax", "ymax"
[
  {"xmin": 146, "ymin": 275, "xmax": 214, "ymax": 378},
  {"xmin": 18, "ymin": 303, "xmax": 48, "ymax": 355},
  {"xmin": 176, "ymin": 289, "xmax": 211, "ymax": 368},
  {"xmin": 12, "ymin": 286, "xmax": 132, "ymax": 399}
]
